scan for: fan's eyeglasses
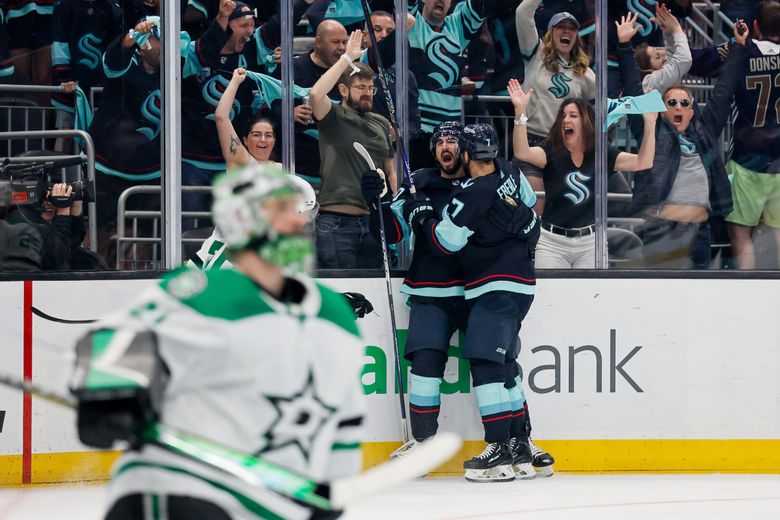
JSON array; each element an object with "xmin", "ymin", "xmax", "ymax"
[{"xmin": 666, "ymin": 98, "xmax": 692, "ymax": 108}]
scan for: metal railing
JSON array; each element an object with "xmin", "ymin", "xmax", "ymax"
[
  {"xmin": 116, "ymin": 185, "xmax": 213, "ymax": 270},
  {"xmin": 0, "ymin": 129, "xmax": 97, "ymax": 251}
]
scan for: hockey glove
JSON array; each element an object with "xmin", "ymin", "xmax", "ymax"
[
  {"xmin": 361, "ymin": 169, "xmax": 389, "ymax": 206},
  {"xmin": 487, "ymin": 197, "xmax": 538, "ymax": 239},
  {"xmin": 403, "ymin": 193, "xmax": 435, "ymax": 232},
  {"xmin": 342, "ymin": 292, "xmax": 374, "ymax": 318}
]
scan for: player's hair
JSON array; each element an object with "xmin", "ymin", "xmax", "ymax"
[
  {"xmin": 633, "ymin": 43, "xmax": 654, "ymax": 76},
  {"xmin": 545, "ymin": 97, "xmax": 594, "ymax": 154},
  {"xmin": 541, "ymin": 28, "xmax": 590, "ymax": 76},
  {"xmin": 339, "ymin": 61, "xmax": 375, "ymax": 88},
  {"xmin": 756, "ymin": 1, "xmax": 780, "ymax": 41}
]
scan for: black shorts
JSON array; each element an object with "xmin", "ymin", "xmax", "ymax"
[
  {"xmin": 463, "ymin": 291, "xmax": 534, "ymax": 364},
  {"xmin": 6, "ymin": 12, "xmax": 53, "ymax": 50},
  {"xmin": 404, "ymin": 296, "xmax": 471, "ymax": 359}
]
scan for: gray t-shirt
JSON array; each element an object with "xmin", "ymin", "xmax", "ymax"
[
  {"xmin": 317, "ymin": 104, "xmax": 394, "ymax": 210},
  {"xmin": 665, "ymin": 152, "xmax": 711, "ymax": 209}
]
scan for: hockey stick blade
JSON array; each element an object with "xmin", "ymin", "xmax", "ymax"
[
  {"xmin": 352, "ymin": 141, "xmax": 375, "ymax": 170},
  {"xmin": 330, "ymin": 432, "xmax": 462, "ymax": 508},
  {"xmin": 353, "ymin": 141, "xmax": 388, "ymax": 198}
]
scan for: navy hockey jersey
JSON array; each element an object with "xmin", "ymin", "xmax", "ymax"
[
  {"xmin": 732, "ymin": 39, "xmax": 780, "ymax": 173},
  {"xmin": 375, "ymin": 168, "xmax": 468, "ymax": 298},
  {"xmin": 432, "ymin": 158, "xmax": 537, "ymax": 299}
]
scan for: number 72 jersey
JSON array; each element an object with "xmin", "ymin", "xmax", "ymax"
[{"xmin": 733, "ymin": 39, "xmax": 780, "ymax": 173}]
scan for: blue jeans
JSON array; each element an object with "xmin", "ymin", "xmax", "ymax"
[
  {"xmin": 315, "ymin": 212, "xmax": 382, "ymax": 269},
  {"xmin": 181, "ymin": 161, "xmax": 217, "ymax": 231}
]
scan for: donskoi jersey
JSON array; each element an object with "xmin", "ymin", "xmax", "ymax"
[
  {"xmin": 89, "ymin": 34, "xmax": 161, "ymax": 180},
  {"xmin": 434, "ymin": 158, "xmax": 537, "ymax": 299},
  {"xmin": 374, "ymin": 167, "xmax": 467, "ymax": 297},
  {"xmin": 51, "ymin": 0, "xmax": 123, "ymax": 111},
  {"xmin": 731, "ymin": 39, "xmax": 780, "ymax": 173},
  {"xmin": 94, "ymin": 267, "xmax": 365, "ymax": 519},
  {"xmin": 407, "ymin": 0, "xmax": 488, "ymax": 133}
]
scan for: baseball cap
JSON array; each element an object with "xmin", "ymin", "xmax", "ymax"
[
  {"xmin": 228, "ymin": 1, "xmax": 255, "ymax": 22},
  {"xmin": 547, "ymin": 12, "xmax": 580, "ymax": 33}
]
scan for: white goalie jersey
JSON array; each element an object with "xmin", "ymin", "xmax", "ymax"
[{"xmin": 94, "ymin": 267, "xmax": 366, "ymax": 520}]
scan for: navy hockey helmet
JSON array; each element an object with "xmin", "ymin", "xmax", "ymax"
[
  {"xmin": 429, "ymin": 121, "xmax": 465, "ymax": 155},
  {"xmin": 460, "ymin": 123, "xmax": 499, "ymax": 161}
]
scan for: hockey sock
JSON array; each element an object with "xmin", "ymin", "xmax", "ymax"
[
  {"xmin": 471, "ymin": 360, "xmax": 512, "ymax": 444},
  {"xmin": 409, "ymin": 349, "xmax": 447, "ymax": 441},
  {"xmin": 507, "ymin": 375, "xmax": 528, "ymax": 440}
]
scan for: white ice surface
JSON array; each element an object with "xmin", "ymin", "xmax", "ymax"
[{"xmin": 1, "ymin": 474, "xmax": 779, "ymax": 520}]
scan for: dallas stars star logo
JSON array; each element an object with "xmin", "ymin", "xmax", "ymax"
[{"xmin": 258, "ymin": 371, "xmax": 336, "ymax": 461}]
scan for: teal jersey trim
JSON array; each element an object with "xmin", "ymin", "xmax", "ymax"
[
  {"xmin": 464, "ymin": 281, "xmax": 535, "ymax": 300},
  {"xmin": 96, "ymin": 161, "xmax": 161, "ymax": 181}
]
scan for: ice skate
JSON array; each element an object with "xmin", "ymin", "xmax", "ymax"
[
  {"xmin": 529, "ymin": 438, "xmax": 555, "ymax": 477},
  {"xmin": 509, "ymin": 437, "xmax": 536, "ymax": 480},
  {"xmin": 463, "ymin": 442, "xmax": 515, "ymax": 482},
  {"xmin": 391, "ymin": 438, "xmax": 423, "ymax": 459}
]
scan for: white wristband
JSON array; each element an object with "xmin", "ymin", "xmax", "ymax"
[
  {"xmin": 340, "ymin": 53, "xmax": 360, "ymax": 76},
  {"xmin": 514, "ymin": 114, "xmax": 528, "ymax": 126}
]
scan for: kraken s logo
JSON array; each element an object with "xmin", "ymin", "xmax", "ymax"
[
  {"xmin": 564, "ymin": 170, "xmax": 591, "ymax": 205},
  {"xmin": 137, "ymin": 90, "xmax": 161, "ymax": 140},
  {"xmin": 627, "ymin": 0, "xmax": 656, "ymax": 37},
  {"xmin": 548, "ymin": 72, "xmax": 572, "ymax": 99},
  {"xmin": 426, "ymin": 36, "xmax": 460, "ymax": 89},
  {"xmin": 78, "ymin": 34, "xmax": 103, "ymax": 69},
  {"xmin": 203, "ymin": 75, "xmax": 239, "ymax": 121}
]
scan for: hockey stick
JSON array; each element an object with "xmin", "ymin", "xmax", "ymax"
[
  {"xmin": 353, "ymin": 141, "xmax": 409, "ymax": 444},
  {"xmin": 360, "ymin": 0, "xmax": 416, "ymax": 193},
  {"xmin": 0, "ymin": 371, "xmax": 459, "ymax": 509}
]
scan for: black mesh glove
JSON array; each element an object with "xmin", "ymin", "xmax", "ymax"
[
  {"xmin": 487, "ymin": 197, "xmax": 537, "ymax": 239},
  {"xmin": 402, "ymin": 193, "xmax": 435, "ymax": 232},
  {"xmin": 361, "ymin": 169, "xmax": 388, "ymax": 205},
  {"xmin": 342, "ymin": 292, "xmax": 374, "ymax": 319}
]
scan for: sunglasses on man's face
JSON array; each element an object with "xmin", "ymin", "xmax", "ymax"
[{"xmin": 666, "ymin": 98, "xmax": 692, "ymax": 108}]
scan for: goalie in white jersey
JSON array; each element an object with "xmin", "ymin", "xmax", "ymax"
[{"xmin": 70, "ymin": 163, "xmax": 366, "ymax": 520}]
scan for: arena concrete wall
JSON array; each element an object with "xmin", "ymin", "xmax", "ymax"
[{"xmin": 1, "ymin": 277, "xmax": 779, "ymax": 484}]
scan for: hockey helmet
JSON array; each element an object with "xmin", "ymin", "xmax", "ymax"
[
  {"xmin": 289, "ymin": 174, "xmax": 319, "ymax": 221},
  {"xmin": 429, "ymin": 121, "xmax": 465, "ymax": 155},
  {"xmin": 460, "ymin": 123, "xmax": 499, "ymax": 161},
  {"xmin": 211, "ymin": 163, "xmax": 314, "ymax": 272}
]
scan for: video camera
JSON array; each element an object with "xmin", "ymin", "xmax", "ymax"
[{"xmin": 0, "ymin": 156, "xmax": 94, "ymax": 208}]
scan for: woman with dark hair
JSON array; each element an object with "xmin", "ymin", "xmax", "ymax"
[
  {"xmin": 509, "ymin": 79, "xmax": 658, "ymax": 268},
  {"xmin": 215, "ymin": 67, "xmax": 281, "ymax": 169}
]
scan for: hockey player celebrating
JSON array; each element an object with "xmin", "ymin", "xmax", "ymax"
[
  {"xmin": 363, "ymin": 121, "xmax": 472, "ymax": 456},
  {"xmin": 70, "ymin": 163, "xmax": 366, "ymax": 519},
  {"xmin": 403, "ymin": 123, "xmax": 541, "ymax": 482}
]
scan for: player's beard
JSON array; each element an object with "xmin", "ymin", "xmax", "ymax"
[
  {"xmin": 439, "ymin": 156, "xmax": 462, "ymax": 176},
  {"xmin": 347, "ymin": 93, "xmax": 373, "ymax": 115}
]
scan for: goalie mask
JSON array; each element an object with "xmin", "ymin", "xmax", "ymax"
[{"xmin": 212, "ymin": 164, "xmax": 315, "ymax": 273}]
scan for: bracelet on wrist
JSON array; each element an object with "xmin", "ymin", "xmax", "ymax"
[
  {"xmin": 514, "ymin": 114, "xmax": 528, "ymax": 126},
  {"xmin": 340, "ymin": 53, "xmax": 360, "ymax": 76}
]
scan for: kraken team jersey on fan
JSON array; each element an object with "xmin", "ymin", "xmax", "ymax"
[
  {"xmin": 515, "ymin": 0, "xmax": 595, "ymax": 138},
  {"xmin": 732, "ymin": 39, "xmax": 780, "ymax": 173},
  {"xmin": 50, "ymin": 0, "xmax": 122, "ymax": 111},
  {"xmin": 97, "ymin": 267, "xmax": 365, "ymax": 519},
  {"xmin": 407, "ymin": 0, "xmax": 488, "ymax": 133}
]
